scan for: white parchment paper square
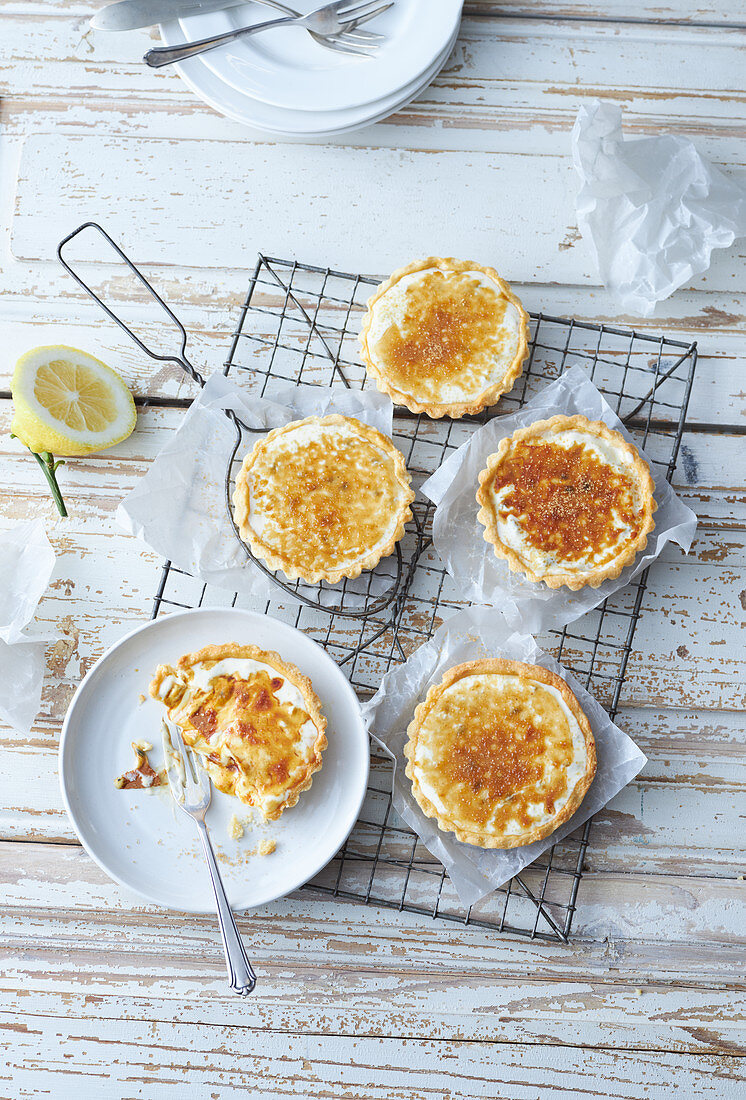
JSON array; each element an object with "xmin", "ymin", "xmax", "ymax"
[
  {"xmin": 573, "ymin": 99, "xmax": 746, "ymax": 316},
  {"xmin": 0, "ymin": 519, "xmax": 56, "ymax": 735},
  {"xmin": 363, "ymin": 606, "xmax": 647, "ymax": 908},
  {"xmin": 421, "ymin": 364, "xmax": 697, "ymax": 634},
  {"xmin": 117, "ymin": 373, "xmax": 395, "ymax": 599}
]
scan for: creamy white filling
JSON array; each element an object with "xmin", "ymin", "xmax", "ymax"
[
  {"xmin": 158, "ymin": 673, "xmax": 180, "ymax": 698},
  {"xmin": 189, "ymin": 658, "xmax": 319, "ymax": 755},
  {"xmin": 492, "ymin": 429, "xmax": 639, "ymax": 576},
  {"xmin": 413, "ymin": 674, "xmax": 588, "ymax": 836},
  {"xmin": 366, "ymin": 266, "xmax": 523, "ymax": 402},
  {"xmin": 247, "ymin": 421, "xmax": 405, "ymax": 565}
]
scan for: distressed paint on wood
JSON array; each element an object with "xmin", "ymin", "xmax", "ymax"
[{"xmin": 0, "ymin": 2, "xmax": 745, "ymax": 1095}]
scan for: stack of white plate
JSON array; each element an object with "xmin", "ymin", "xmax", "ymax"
[{"xmin": 160, "ymin": 0, "xmax": 463, "ymax": 136}]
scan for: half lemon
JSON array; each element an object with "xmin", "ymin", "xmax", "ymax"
[{"xmin": 11, "ymin": 346, "xmax": 137, "ymax": 457}]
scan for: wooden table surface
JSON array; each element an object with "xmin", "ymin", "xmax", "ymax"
[{"xmin": 1, "ymin": 1, "xmax": 745, "ymax": 1096}]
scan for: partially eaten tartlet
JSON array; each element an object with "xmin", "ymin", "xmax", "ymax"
[{"xmin": 149, "ymin": 643, "xmax": 327, "ymax": 821}]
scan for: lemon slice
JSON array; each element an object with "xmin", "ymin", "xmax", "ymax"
[{"xmin": 11, "ymin": 346, "xmax": 137, "ymax": 457}]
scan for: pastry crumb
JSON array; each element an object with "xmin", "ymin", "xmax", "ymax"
[
  {"xmin": 258, "ymin": 838, "xmax": 276, "ymax": 857},
  {"xmin": 138, "ymin": 693, "xmax": 146, "ymax": 705},
  {"xmin": 228, "ymin": 814, "xmax": 244, "ymax": 840},
  {"xmin": 132, "ymin": 739, "xmax": 152, "ymax": 752}
]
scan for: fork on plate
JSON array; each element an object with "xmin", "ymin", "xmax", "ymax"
[
  {"xmin": 163, "ymin": 719, "xmax": 257, "ymax": 997},
  {"xmin": 144, "ymin": 0, "xmax": 392, "ymax": 67}
]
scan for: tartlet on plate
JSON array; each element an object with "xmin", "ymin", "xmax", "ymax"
[
  {"xmin": 232, "ymin": 414, "xmax": 414, "ymax": 584},
  {"xmin": 404, "ymin": 658, "xmax": 596, "ymax": 849},
  {"xmin": 476, "ymin": 414, "xmax": 656, "ymax": 590},
  {"xmin": 150, "ymin": 642, "xmax": 327, "ymax": 821},
  {"xmin": 359, "ymin": 257, "xmax": 529, "ymax": 418}
]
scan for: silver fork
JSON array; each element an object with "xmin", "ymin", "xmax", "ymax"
[
  {"xmin": 253, "ymin": 0, "xmax": 386, "ymax": 52},
  {"xmin": 144, "ymin": 0, "xmax": 391, "ymax": 67},
  {"xmin": 163, "ymin": 720, "xmax": 256, "ymax": 997}
]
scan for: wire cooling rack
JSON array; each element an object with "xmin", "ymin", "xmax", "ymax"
[{"xmin": 150, "ymin": 255, "xmax": 697, "ymax": 942}]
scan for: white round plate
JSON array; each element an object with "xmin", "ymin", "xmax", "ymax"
[
  {"xmin": 159, "ymin": 18, "xmax": 457, "ymax": 135},
  {"xmin": 59, "ymin": 607, "xmax": 369, "ymax": 913},
  {"xmin": 178, "ymin": 0, "xmax": 462, "ymax": 113}
]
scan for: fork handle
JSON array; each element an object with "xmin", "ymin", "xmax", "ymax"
[
  {"xmin": 196, "ymin": 820, "xmax": 257, "ymax": 996},
  {"xmin": 144, "ymin": 15, "xmax": 294, "ymax": 67}
]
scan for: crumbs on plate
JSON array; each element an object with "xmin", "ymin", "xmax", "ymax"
[{"xmin": 115, "ymin": 742, "xmax": 164, "ymax": 790}]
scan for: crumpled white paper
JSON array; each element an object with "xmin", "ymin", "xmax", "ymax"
[
  {"xmin": 0, "ymin": 519, "xmax": 56, "ymax": 735},
  {"xmin": 572, "ymin": 99, "xmax": 746, "ymax": 315},
  {"xmin": 421, "ymin": 364, "xmax": 698, "ymax": 635},
  {"xmin": 363, "ymin": 606, "xmax": 647, "ymax": 907},
  {"xmin": 117, "ymin": 372, "xmax": 396, "ymax": 599}
]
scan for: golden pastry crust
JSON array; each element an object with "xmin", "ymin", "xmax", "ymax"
[
  {"xmin": 404, "ymin": 658, "xmax": 597, "ymax": 849},
  {"xmin": 232, "ymin": 414, "xmax": 414, "ymax": 584},
  {"xmin": 359, "ymin": 257, "xmax": 529, "ymax": 418},
  {"xmin": 150, "ymin": 643, "xmax": 327, "ymax": 822},
  {"xmin": 476, "ymin": 414, "xmax": 657, "ymax": 591}
]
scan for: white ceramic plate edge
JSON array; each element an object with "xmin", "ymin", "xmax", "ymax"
[
  {"xmin": 159, "ymin": 19, "xmax": 457, "ymax": 135},
  {"xmin": 187, "ymin": 0, "xmax": 462, "ymax": 113}
]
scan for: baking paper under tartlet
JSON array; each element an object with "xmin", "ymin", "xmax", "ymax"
[
  {"xmin": 421, "ymin": 364, "xmax": 698, "ymax": 635},
  {"xmin": 117, "ymin": 372, "xmax": 396, "ymax": 605},
  {"xmin": 363, "ymin": 606, "xmax": 647, "ymax": 908}
]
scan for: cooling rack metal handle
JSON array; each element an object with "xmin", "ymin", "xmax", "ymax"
[
  {"xmin": 56, "ymin": 223, "xmax": 409, "ymax": 622},
  {"xmin": 57, "ymin": 221, "xmax": 205, "ymax": 389}
]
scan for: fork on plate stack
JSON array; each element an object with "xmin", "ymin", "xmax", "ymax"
[{"xmin": 90, "ymin": 0, "xmax": 463, "ymax": 135}]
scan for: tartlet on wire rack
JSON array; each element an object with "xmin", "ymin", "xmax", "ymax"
[
  {"xmin": 404, "ymin": 658, "xmax": 596, "ymax": 849},
  {"xmin": 232, "ymin": 414, "xmax": 414, "ymax": 584},
  {"xmin": 359, "ymin": 257, "xmax": 529, "ymax": 418},
  {"xmin": 150, "ymin": 643, "xmax": 327, "ymax": 822},
  {"xmin": 476, "ymin": 414, "xmax": 656, "ymax": 590}
]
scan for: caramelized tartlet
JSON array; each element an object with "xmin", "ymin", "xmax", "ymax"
[
  {"xmin": 404, "ymin": 658, "xmax": 596, "ymax": 848},
  {"xmin": 232, "ymin": 414, "xmax": 414, "ymax": 584},
  {"xmin": 359, "ymin": 257, "xmax": 529, "ymax": 418},
  {"xmin": 150, "ymin": 643, "xmax": 327, "ymax": 821},
  {"xmin": 476, "ymin": 414, "xmax": 656, "ymax": 590}
]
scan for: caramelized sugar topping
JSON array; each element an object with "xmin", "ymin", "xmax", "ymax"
[
  {"xmin": 250, "ymin": 425, "xmax": 406, "ymax": 574},
  {"xmin": 490, "ymin": 437, "xmax": 641, "ymax": 563},
  {"xmin": 374, "ymin": 270, "xmax": 512, "ymax": 401},
  {"xmin": 166, "ymin": 669, "xmax": 314, "ymax": 808},
  {"xmin": 115, "ymin": 743, "xmax": 163, "ymax": 790},
  {"xmin": 418, "ymin": 675, "xmax": 576, "ymax": 834}
]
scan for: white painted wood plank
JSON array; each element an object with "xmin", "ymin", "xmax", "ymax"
[
  {"xmin": 5, "ymin": 15, "xmax": 746, "ymax": 128},
  {"xmin": 3, "ymin": 836, "xmax": 743, "ymax": 953},
  {"xmin": 0, "ymin": 456, "xmax": 742, "ymax": 721},
  {"xmin": 0, "ymin": 873, "xmax": 744, "ymax": 1049},
  {"xmin": 8, "ymin": 133, "xmax": 600, "ymax": 286},
  {"xmin": 11, "ymin": 127, "xmax": 746, "ymax": 295},
  {"xmin": 7, "ymin": 0, "xmax": 746, "ymax": 25},
  {"xmin": 473, "ymin": 0, "xmax": 746, "ymax": 21},
  {"xmin": 0, "ymin": 969, "xmax": 743, "ymax": 1058},
  {"xmin": 1, "ymin": 1012, "xmax": 743, "ymax": 1098}
]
